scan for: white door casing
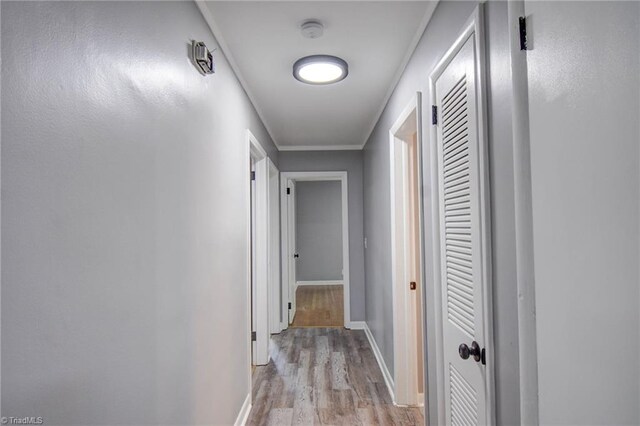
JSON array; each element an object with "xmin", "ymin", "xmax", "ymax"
[
  {"xmin": 267, "ymin": 159, "xmax": 281, "ymax": 335},
  {"xmin": 280, "ymin": 172, "xmax": 352, "ymax": 328},
  {"xmin": 429, "ymin": 5, "xmax": 494, "ymax": 425},
  {"xmin": 390, "ymin": 93, "xmax": 426, "ymax": 407}
]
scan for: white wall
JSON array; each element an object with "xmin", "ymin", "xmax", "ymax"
[
  {"xmin": 525, "ymin": 1, "xmax": 640, "ymax": 423},
  {"xmin": 362, "ymin": 1, "xmax": 520, "ymax": 424},
  {"xmin": 295, "ymin": 181, "xmax": 343, "ymax": 282},
  {"xmin": 1, "ymin": 2, "xmax": 277, "ymax": 424},
  {"xmin": 278, "ymin": 150, "xmax": 365, "ymax": 321}
]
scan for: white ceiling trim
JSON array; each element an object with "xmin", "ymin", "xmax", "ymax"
[
  {"xmin": 279, "ymin": 144, "xmax": 364, "ymax": 152},
  {"xmin": 359, "ymin": 0, "xmax": 438, "ymax": 149},
  {"xmin": 195, "ymin": 0, "xmax": 281, "ymax": 149},
  {"xmin": 196, "ymin": 0, "xmax": 439, "ymax": 153}
]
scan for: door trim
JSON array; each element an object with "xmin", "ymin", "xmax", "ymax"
[
  {"xmin": 427, "ymin": 4, "xmax": 495, "ymax": 424},
  {"xmin": 267, "ymin": 158, "xmax": 281, "ymax": 335},
  {"xmin": 246, "ymin": 130, "xmax": 270, "ymax": 369},
  {"xmin": 507, "ymin": 1, "xmax": 540, "ymax": 423},
  {"xmin": 389, "ymin": 93, "xmax": 426, "ymax": 407},
  {"xmin": 280, "ymin": 171, "xmax": 351, "ymax": 328}
]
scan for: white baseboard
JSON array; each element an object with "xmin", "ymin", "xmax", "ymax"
[
  {"xmin": 296, "ymin": 280, "xmax": 344, "ymax": 286},
  {"xmin": 362, "ymin": 323, "xmax": 396, "ymax": 404},
  {"xmin": 234, "ymin": 393, "xmax": 251, "ymax": 426},
  {"xmin": 347, "ymin": 321, "xmax": 366, "ymax": 330}
]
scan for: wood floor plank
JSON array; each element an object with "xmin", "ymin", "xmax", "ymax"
[
  {"xmin": 247, "ymin": 328, "xmax": 425, "ymax": 425},
  {"xmin": 291, "ymin": 286, "xmax": 344, "ymax": 327}
]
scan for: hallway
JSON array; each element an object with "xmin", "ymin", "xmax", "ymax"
[
  {"xmin": 247, "ymin": 328, "xmax": 423, "ymax": 425},
  {"xmin": 2, "ymin": 0, "xmax": 639, "ymax": 424}
]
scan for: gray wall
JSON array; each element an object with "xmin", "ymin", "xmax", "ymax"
[
  {"xmin": 295, "ymin": 181, "xmax": 343, "ymax": 282},
  {"xmin": 1, "ymin": 1, "xmax": 277, "ymax": 425},
  {"xmin": 362, "ymin": 1, "xmax": 520, "ymax": 424},
  {"xmin": 525, "ymin": 2, "xmax": 639, "ymax": 423},
  {"xmin": 279, "ymin": 151, "xmax": 365, "ymax": 321}
]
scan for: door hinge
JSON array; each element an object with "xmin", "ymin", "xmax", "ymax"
[
  {"xmin": 251, "ymin": 331, "xmax": 256, "ymax": 342},
  {"xmin": 519, "ymin": 16, "xmax": 528, "ymax": 50},
  {"xmin": 250, "ymin": 171, "xmax": 256, "ymax": 181},
  {"xmin": 288, "ymin": 302, "xmax": 292, "ymax": 309},
  {"xmin": 286, "ymin": 187, "xmax": 291, "ymax": 195},
  {"xmin": 431, "ymin": 105, "xmax": 438, "ymax": 125}
]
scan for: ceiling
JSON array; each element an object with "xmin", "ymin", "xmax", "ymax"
[{"xmin": 200, "ymin": 1, "xmax": 435, "ymax": 151}]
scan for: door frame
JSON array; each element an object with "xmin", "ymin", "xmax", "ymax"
[
  {"xmin": 246, "ymin": 130, "xmax": 270, "ymax": 369},
  {"xmin": 280, "ymin": 171, "xmax": 351, "ymax": 328},
  {"xmin": 389, "ymin": 93, "xmax": 427, "ymax": 407},
  {"xmin": 507, "ymin": 1, "xmax": 539, "ymax": 423},
  {"xmin": 267, "ymin": 158, "xmax": 281, "ymax": 335},
  {"xmin": 427, "ymin": 4, "xmax": 495, "ymax": 424}
]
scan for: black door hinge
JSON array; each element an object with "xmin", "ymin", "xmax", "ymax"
[
  {"xmin": 251, "ymin": 331, "xmax": 256, "ymax": 342},
  {"xmin": 519, "ymin": 16, "xmax": 528, "ymax": 50},
  {"xmin": 288, "ymin": 302, "xmax": 292, "ymax": 309},
  {"xmin": 432, "ymin": 105, "xmax": 438, "ymax": 125},
  {"xmin": 250, "ymin": 171, "xmax": 256, "ymax": 181},
  {"xmin": 286, "ymin": 187, "xmax": 291, "ymax": 195}
]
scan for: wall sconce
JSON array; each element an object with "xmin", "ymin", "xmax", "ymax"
[{"xmin": 192, "ymin": 41, "xmax": 215, "ymax": 75}]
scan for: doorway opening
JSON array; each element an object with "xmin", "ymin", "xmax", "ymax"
[
  {"xmin": 280, "ymin": 172, "xmax": 351, "ymax": 329},
  {"xmin": 390, "ymin": 93, "xmax": 426, "ymax": 408}
]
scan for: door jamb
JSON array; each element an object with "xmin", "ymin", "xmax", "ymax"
[
  {"xmin": 280, "ymin": 171, "xmax": 351, "ymax": 328},
  {"xmin": 427, "ymin": 4, "xmax": 495, "ymax": 425},
  {"xmin": 389, "ymin": 93, "xmax": 426, "ymax": 407},
  {"xmin": 267, "ymin": 159, "xmax": 281, "ymax": 335},
  {"xmin": 507, "ymin": 1, "xmax": 540, "ymax": 423},
  {"xmin": 246, "ymin": 130, "xmax": 270, "ymax": 370}
]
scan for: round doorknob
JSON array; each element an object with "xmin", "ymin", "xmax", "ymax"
[{"xmin": 458, "ymin": 341, "xmax": 482, "ymax": 362}]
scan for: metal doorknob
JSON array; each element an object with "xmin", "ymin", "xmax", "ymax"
[{"xmin": 459, "ymin": 341, "xmax": 482, "ymax": 362}]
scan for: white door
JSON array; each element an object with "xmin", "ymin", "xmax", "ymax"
[
  {"xmin": 286, "ymin": 180, "xmax": 297, "ymax": 324},
  {"xmin": 250, "ymin": 161, "xmax": 257, "ymax": 364},
  {"xmin": 433, "ymin": 21, "xmax": 492, "ymax": 425}
]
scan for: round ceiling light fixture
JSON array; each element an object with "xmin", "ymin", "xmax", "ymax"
[{"xmin": 293, "ymin": 55, "xmax": 349, "ymax": 85}]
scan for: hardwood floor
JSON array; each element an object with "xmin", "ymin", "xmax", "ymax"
[
  {"xmin": 291, "ymin": 285, "xmax": 344, "ymax": 328},
  {"xmin": 247, "ymin": 328, "xmax": 424, "ymax": 425}
]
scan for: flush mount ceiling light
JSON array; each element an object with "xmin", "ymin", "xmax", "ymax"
[{"xmin": 293, "ymin": 55, "xmax": 348, "ymax": 85}]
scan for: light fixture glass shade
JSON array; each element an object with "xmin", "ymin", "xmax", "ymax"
[{"xmin": 293, "ymin": 55, "xmax": 348, "ymax": 85}]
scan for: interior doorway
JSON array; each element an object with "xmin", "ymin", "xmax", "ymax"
[
  {"xmin": 390, "ymin": 93, "xmax": 426, "ymax": 407},
  {"xmin": 280, "ymin": 172, "xmax": 351, "ymax": 329}
]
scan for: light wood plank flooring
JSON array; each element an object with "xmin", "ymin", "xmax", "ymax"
[
  {"xmin": 291, "ymin": 285, "xmax": 344, "ymax": 328},
  {"xmin": 247, "ymin": 328, "xmax": 424, "ymax": 425}
]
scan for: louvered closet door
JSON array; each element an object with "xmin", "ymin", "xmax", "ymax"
[{"xmin": 435, "ymin": 34, "xmax": 488, "ymax": 425}]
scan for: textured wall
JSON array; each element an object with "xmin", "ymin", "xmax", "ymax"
[
  {"xmin": 278, "ymin": 151, "xmax": 365, "ymax": 321},
  {"xmin": 295, "ymin": 181, "xmax": 343, "ymax": 282},
  {"xmin": 362, "ymin": 1, "xmax": 520, "ymax": 424},
  {"xmin": 525, "ymin": 2, "xmax": 640, "ymax": 423},
  {"xmin": 1, "ymin": 1, "xmax": 276, "ymax": 424}
]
